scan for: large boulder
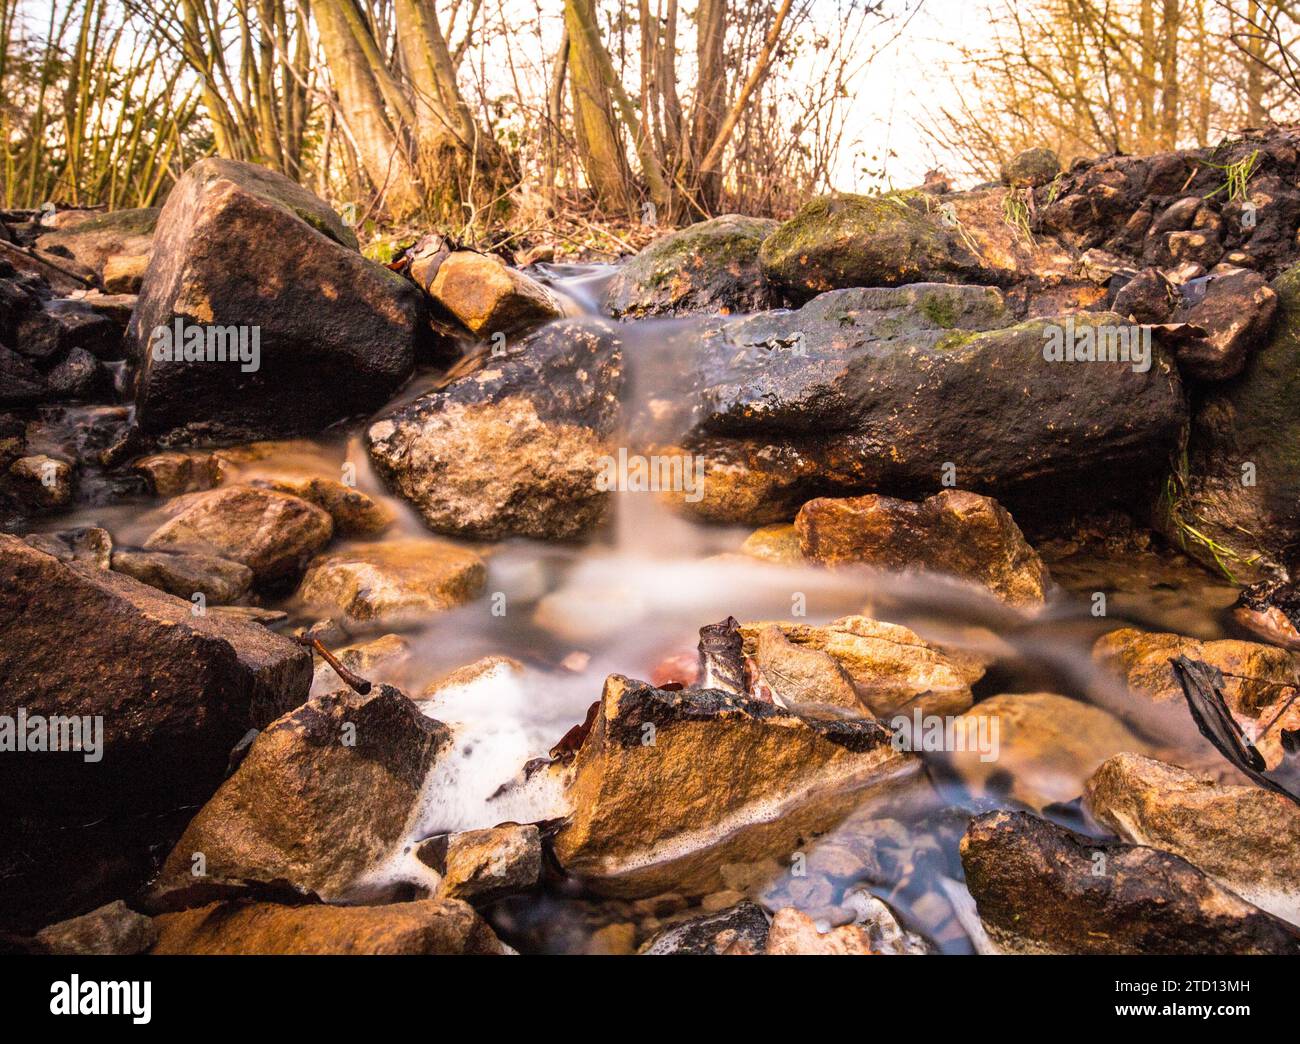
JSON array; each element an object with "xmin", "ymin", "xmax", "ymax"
[
  {"xmin": 127, "ymin": 158, "xmax": 422, "ymax": 442},
  {"xmin": 0, "ymin": 534, "xmax": 310, "ymax": 930},
  {"xmin": 660, "ymin": 290, "xmax": 1185, "ymax": 523},
  {"xmin": 1086, "ymin": 753, "xmax": 1300, "ymax": 924},
  {"xmin": 794, "ymin": 489, "xmax": 1053, "ymax": 608},
  {"xmin": 758, "ymin": 193, "xmax": 986, "ymax": 300},
  {"xmin": 603, "ymin": 215, "xmax": 777, "ymax": 318},
  {"xmin": 151, "ymin": 897, "xmax": 505, "ymax": 955},
  {"xmin": 154, "ymin": 685, "xmax": 448, "ymax": 902},
  {"xmin": 368, "ymin": 317, "xmax": 623, "ymax": 540},
  {"xmin": 1162, "ymin": 260, "xmax": 1300, "ymax": 579},
  {"xmin": 960, "ymin": 810, "xmax": 1300, "ymax": 954},
  {"xmin": 550, "ymin": 674, "xmax": 917, "ymax": 897}
]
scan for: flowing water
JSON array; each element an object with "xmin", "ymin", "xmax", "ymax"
[{"xmin": 18, "ymin": 265, "xmax": 1254, "ymax": 954}]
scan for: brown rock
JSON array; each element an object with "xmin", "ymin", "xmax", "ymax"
[
  {"xmin": 550, "ymin": 674, "xmax": 917, "ymax": 897},
  {"xmin": 132, "ymin": 451, "xmax": 219, "ymax": 496},
  {"xmin": 1172, "ymin": 267, "xmax": 1278, "ymax": 381},
  {"xmin": 35, "ymin": 207, "xmax": 157, "ymax": 279},
  {"xmin": 151, "ymin": 898, "xmax": 505, "ymax": 955},
  {"xmin": 156, "ymin": 685, "xmax": 448, "ymax": 901},
  {"xmin": 960, "ymin": 810, "xmax": 1300, "ymax": 954},
  {"xmin": 8, "ymin": 454, "xmax": 73, "ymax": 509},
  {"xmin": 102, "ymin": 252, "xmax": 150, "ymax": 294},
  {"xmin": 748, "ymin": 624, "xmax": 862, "ymax": 712},
  {"xmin": 763, "ymin": 907, "xmax": 875, "ymax": 954},
  {"xmin": 297, "ymin": 540, "xmax": 485, "ymax": 624},
  {"xmin": 310, "ymin": 633, "xmax": 411, "ymax": 696},
  {"xmin": 35, "ymin": 900, "xmax": 157, "ymax": 955},
  {"xmin": 144, "ymin": 484, "xmax": 333, "ymax": 586},
  {"xmin": 1086, "ymin": 753, "xmax": 1300, "ymax": 924},
  {"xmin": 795, "ymin": 489, "xmax": 1052, "ymax": 608},
  {"xmin": 428, "ymin": 251, "xmax": 564, "ymax": 336},
  {"xmin": 265, "ymin": 476, "xmax": 395, "ymax": 536},
  {"xmin": 111, "ymin": 548, "xmax": 253, "ymax": 604},
  {"xmin": 739, "ymin": 523, "xmax": 804, "ymax": 564},
  {"xmin": 417, "ymin": 823, "xmax": 542, "ymax": 904}
]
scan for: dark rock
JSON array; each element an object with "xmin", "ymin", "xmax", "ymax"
[
  {"xmin": 640, "ymin": 901, "xmax": 770, "ymax": 954},
  {"xmin": 1001, "ymin": 147, "xmax": 1059, "ymax": 188},
  {"xmin": 960, "ymin": 810, "xmax": 1300, "ymax": 954},
  {"xmin": 14, "ymin": 299, "xmax": 120, "ymax": 365},
  {"xmin": 127, "ymin": 158, "xmax": 422, "ymax": 442},
  {"xmin": 1169, "ymin": 266, "xmax": 1278, "ymax": 381},
  {"xmin": 0, "ymin": 344, "xmax": 47, "ymax": 405},
  {"xmin": 34, "ymin": 900, "xmax": 157, "ymax": 955},
  {"xmin": 45, "ymin": 346, "xmax": 113, "ymax": 400},
  {"xmin": 34, "ymin": 207, "xmax": 158, "ymax": 280},
  {"xmin": 1111, "ymin": 267, "xmax": 1175, "ymax": 322},
  {"xmin": 604, "ymin": 215, "xmax": 777, "ymax": 318}
]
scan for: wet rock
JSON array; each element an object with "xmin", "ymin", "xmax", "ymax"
[
  {"xmin": 23, "ymin": 526, "xmax": 112, "ymax": 569},
  {"xmin": 738, "ymin": 523, "xmax": 803, "ymax": 564},
  {"xmin": 422, "ymin": 654, "xmax": 524, "ymax": 698},
  {"xmin": 795, "ymin": 489, "xmax": 1052, "ymax": 608},
  {"xmin": 740, "ymin": 616, "xmax": 983, "ymax": 718},
  {"xmin": 45, "ymin": 347, "xmax": 112, "ymax": 400},
  {"xmin": 1163, "ymin": 260, "xmax": 1300, "ymax": 578},
  {"xmin": 132, "ymin": 450, "xmax": 220, "ymax": 496},
  {"xmin": 960, "ymin": 809, "xmax": 1300, "ymax": 954},
  {"xmin": 7, "ymin": 454, "xmax": 74, "ymax": 509},
  {"xmin": 746, "ymin": 625, "xmax": 862, "ymax": 712},
  {"xmin": 945, "ymin": 692, "xmax": 1147, "ymax": 810},
  {"xmin": 426, "ymin": 250, "xmax": 564, "ymax": 336},
  {"xmin": 111, "ymin": 548, "xmax": 253, "ymax": 605},
  {"xmin": 0, "ymin": 345, "xmax": 47, "ymax": 406},
  {"xmin": 368, "ymin": 318, "xmax": 622, "ymax": 540},
  {"xmin": 640, "ymin": 900, "xmax": 770, "ymax": 955},
  {"xmin": 35, "ymin": 207, "xmax": 157, "ymax": 280},
  {"xmin": 763, "ymin": 907, "xmax": 881, "ymax": 955},
  {"xmin": 604, "ymin": 215, "xmax": 777, "ymax": 318},
  {"xmin": 1086, "ymin": 753, "xmax": 1300, "ymax": 924},
  {"xmin": 155, "ymin": 685, "xmax": 448, "ymax": 901},
  {"xmin": 758, "ymin": 193, "xmax": 986, "ymax": 301},
  {"xmin": 264, "ymin": 476, "xmax": 395, "ymax": 537},
  {"xmin": 1091, "ymin": 627, "xmax": 1300, "ymax": 769},
  {"xmin": 144, "ymin": 484, "xmax": 333, "ymax": 587},
  {"xmin": 1001, "ymin": 147, "xmax": 1060, "ymax": 188},
  {"xmin": 13, "ymin": 299, "xmax": 120, "ymax": 365},
  {"xmin": 151, "ymin": 897, "xmax": 505, "ymax": 955},
  {"xmin": 672, "ymin": 297, "xmax": 1184, "ymax": 524},
  {"xmin": 101, "ymin": 252, "xmax": 148, "ymax": 294},
  {"xmin": 550, "ymin": 674, "xmax": 917, "ymax": 897},
  {"xmin": 1171, "ymin": 267, "xmax": 1278, "ymax": 381},
  {"xmin": 1111, "ymin": 267, "xmax": 1175, "ymax": 322},
  {"xmin": 417, "ymin": 823, "xmax": 542, "ymax": 904},
  {"xmin": 34, "ymin": 900, "xmax": 156, "ymax": 955},
  {"xmin": 310, "ymin": 633, "xmax": 410, "ymax": 696},
  {"xmin": 298, "ymin": 540, "xmax": 485, "ymax": 624},
  {"xmin": 127, "ymin": 158, "xmax": 421, "ymax": 442}
]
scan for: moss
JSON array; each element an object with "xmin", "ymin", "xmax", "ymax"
[
  {"xmin": 53, "ymin": 207, "xmax": 159, "ymax": 237},
  {"xmin": 919, "ymin": 290, "xmax": 960, "ymax": 329}
]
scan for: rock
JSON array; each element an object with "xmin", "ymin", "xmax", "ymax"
[
  {"xmin": 34, "ymin": 900, "xmax": 157, "ymax": 955},
  {"xmin": 422, "ymin": 654, "xmax": 524, "ymax": 698},
  {"xmin": 603, "ymin": 215, "xmax": 777, "ymax": 318},
  {"xmin": 1091, "ymin": 627, "xmax": 1300, "ymax": 768},
  {"xmin": 1001, "ymin": 147, "xmax": 1060, "ymax": 188},
  {"xmin": 795, "ymin": 489, "xmax": 1052, "ymax": 608},
  {"xmin": 1162, "ymin": 260, "xmax": 1300, "ymax": 578},
  {"xmin": 669, "ymin": 294, "xmax": 1184, "ymax": 524},
  {"xmin": 0, "ymin": 344, "xmax": 46, "ymax": 406},
  {"xmin": 155, "ymin": 685, "xmax": 448, "ymax": 901},
  {"xmin": 550, "ymin": 674, "xmax": 917, "ymax": 897},
  {"xmin": 297, "ymin": 540, "xmax": 485, "ymax": 624},
  {"xmin": 7, "ymin": 454, "xmax": 74, "ymax": 509},
  {"xmin": 144, "ymin": 484, "xmax": 333, "ymax": 587},
  {"xmin": 1170, "ymin": 267, "xmax": 1278, "ymax": 381},
  {"xmin": 151, "ymin": 897, "xmax": 505, "ymax": 955},
  {"xmin": 740, "ymin": 616, "xmax": 983, "ymax": 718},
  {"xmin": 763, "ymin": 907, "xmax": 876, "ymax": 954},
  {"xmin": 264, "ymin": 476, "xmax": 394, "ymax": 537},
  {"xmin": 45, "ymin": 346, "xmax": 112, "ymax": 400},
  {"xmin": 960, "ymin": 809, "xmax": 1300, "ymax": 954},
  {"xmin": 132, "ymin": 450, "xmax": 220, "ymax": 496},
  {"xmin": 1086, "ymin": 753, "xmax": 1300, "ymax": 924},
  {"xmin": 111, "ymin": 549, "xmax": 253, "ymax": 604},
  {"xmin": 35, "ymin": 207, "xmax": 158, "ymax": 280},
  {"xmin": 738, "ymin": 523, "xmax": 803, "ymax": 564},
  {"xmin": 0, "ymin": 534, "xmax": 310, "ymax": 929},
  {"xmin": 1111, "ymin": 267, "xmax": 1176, "ymax": 322},
  {"xmin": 758, "ymin": 193, "xmax": 985, "ymax": 301},
  {"xmin": 127, "ymin": 158, "xmax": 421, "ymax": 442},
  {"xmin": 584, "ymin": 922, "xmax": 638, "ymax": 954},
  {"xmin": 747, "ymin": 624, "xmax": 862, "ymax": 711},
  {"xmin": 945, "ymin": 692, "xmax": 1147, "ymax": 810},
  {"xmin": 416, "ymin": 823, "xmax": 542, "ymax": 903},
  {"xmin": 640, "ymin": 901, "xmax": 770, "ymax": 954},
  {"xmin": 426, "ymin": 250, "xmax": 564, "ymax": 336},
  {"xmin": 368, "ymin": 318, "xmax": 622, "ymax": 540},
  {"xmin": 23, "ymin": 526, "xmax": 112, "ymax": 569},
  {"xmin": 310, "ymin": 634, "xmax": 411, "ymax": 695},
  {"xmin": 13, "ymin": 299, "xmax": 120, "ymax": 364},
  {"xmin": 101, "ymin": 252, "xmax": 149, "ymax": 294}
]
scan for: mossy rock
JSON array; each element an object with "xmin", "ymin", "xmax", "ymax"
[
  {"xmin": 1002, "ymin": 148, "xmax": 1060, "ymax": 189},
  {"xmin": 35, "ymin": 207, "xmax": 161, "ymax": 277},
  {"xmin": 602, "ymin": 215, "xmax": 777, "ymax": 318},
  {"xmin": 758, "ymin": 193, "xmax": 977, "ymax": 302},
  {"xmin": 1163, "ymin": 261, "xmax": 1300, "ymax": 579}
]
